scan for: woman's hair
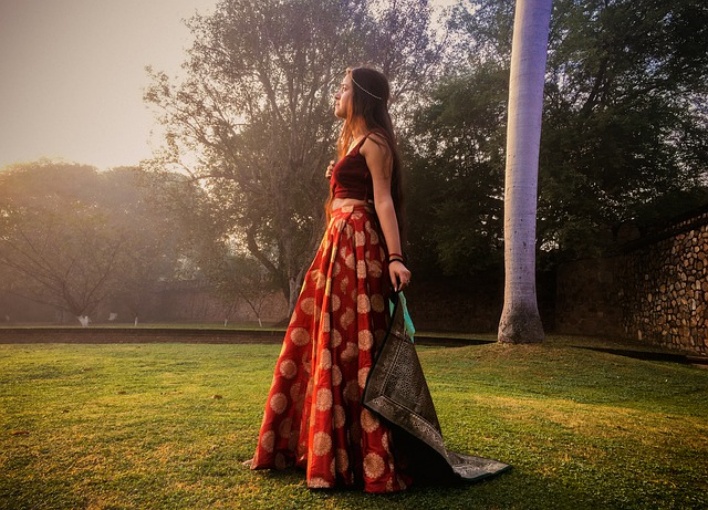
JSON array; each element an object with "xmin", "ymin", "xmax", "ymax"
[{"xmin": 335, "ymin": 66, "xmax": 405, "ymax": 242}]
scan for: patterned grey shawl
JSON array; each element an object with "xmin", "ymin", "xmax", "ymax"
[{"xmin": 362, "ymin": 293, "xmax": 511, "ymax": 482}]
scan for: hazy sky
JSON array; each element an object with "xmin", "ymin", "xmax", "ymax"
[
  {"xmin": 0, "ymin": 0, "xmax": 454, "ymax": 171},
  {"xmin": 0, "ymin": 0, "xmax": 217, "ymax": 170}
]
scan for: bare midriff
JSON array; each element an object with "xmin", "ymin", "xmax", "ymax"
[{"xmin": 330, "ymin": 197, "xmax": 372, "ymax": 211}]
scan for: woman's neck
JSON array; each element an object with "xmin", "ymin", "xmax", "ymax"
[
  {"xmin": 348, "ymin": 117, "xmax": 368, "ymax": 139},
  {"xmin": 338, "ymin": 120, "xmax": 368, "ymax": 157}
]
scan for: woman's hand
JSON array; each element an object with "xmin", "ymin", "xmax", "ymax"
[
  {"xmin": 325, "ymin": 160, "xmax": 335, "ymax": 179},
  {"xmin": 389, "ymin": 260, "xmax": 411, "ymax": 292}
]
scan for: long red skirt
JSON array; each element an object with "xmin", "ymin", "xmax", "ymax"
[{"xmin": 250, "ymin": 205, "xmax": 410, "ymax": 493}]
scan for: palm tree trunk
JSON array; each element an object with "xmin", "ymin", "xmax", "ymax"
[{"xmin": 498, "ymin": 0, "xmax": 552, "ymax": 344}]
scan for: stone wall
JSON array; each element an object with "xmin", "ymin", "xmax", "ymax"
[
  {"xmin": 404, "ymin": 274, "xmax": 504, "ymax": 333},
  {"xmin": 404, "ymin": 270, "xmax": 557, "ymax": 334},
  {"xmin": 555, "ymin": 257, "xmax": 624, "ymax": 337},
  {"xmin": 556, "ymin": 207, "xmax": 708, "ymax": 356},
  {"xmin": 617, "ymin": 218, "xmax": 708, "ymax": 355}
]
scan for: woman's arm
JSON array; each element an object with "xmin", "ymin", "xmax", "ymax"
[{"xmin": 361, "ymin": 135, "xmax": 412, "ymax": 291}]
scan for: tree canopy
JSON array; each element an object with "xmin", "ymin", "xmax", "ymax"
[
  {"xmin": 0, "ymin": 162, "xmax": 182, "ymax": 323},
  {"xmin": 405, "ymin": 0, "xmax": 708, "ymax": 279},
  {"xmin": 540, "ymin": 0, "xmax": 708, "ymax": 258}
]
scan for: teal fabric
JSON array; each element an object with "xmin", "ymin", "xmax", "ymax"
[{"xmin": 389, "ymin": 292, "xmax": 416, "ymax": 343}]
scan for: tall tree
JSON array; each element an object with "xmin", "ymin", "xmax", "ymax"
[
  {"xmin": 497, "ymin": 0, "xmax": 552, "ymax": 344},
  {"xmin": 145, "ymin": 0, "xmax": 442, "ymax": 313}
]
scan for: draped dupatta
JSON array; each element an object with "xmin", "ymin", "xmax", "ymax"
[{"xmin": 362, "ymin": 294, "xmax": 511, "ymax": 482}]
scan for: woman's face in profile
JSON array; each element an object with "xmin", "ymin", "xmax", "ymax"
[{"xmin": 334, "ymin": 74, "xmax": 353, "ymax": 119}]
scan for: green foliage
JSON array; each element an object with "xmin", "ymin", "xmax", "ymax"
[
  {"xmin": 538, "ymin": 0, "xmax": 708, "ymax": 259},
  {"xmin": 405, "ymin": 64, "xmax": 508, "ymax": 278},
  {"xmin": 408, "ymin": 0, "xmax": 708, "ymax": 276},
  {"xmin": 1, "ymin": 339, "xmax": 706, "ymax": 509}
]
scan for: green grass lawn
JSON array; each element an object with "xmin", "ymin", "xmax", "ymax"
[{"xmin": 1, "ymin": 338, "xmax": 706, "ymax": 509}]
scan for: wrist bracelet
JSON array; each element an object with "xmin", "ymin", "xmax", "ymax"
[
  {"xmin": 389, "ymin": 257, "xmax": 405, "ymax": 264},
  {"xmin": 388, "ymin": 252, "xmax": 403, "ymax": 260}
]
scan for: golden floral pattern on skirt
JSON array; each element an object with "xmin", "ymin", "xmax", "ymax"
[{"xmin": 249, "ymin": 206, "xmax": 409, "ymax": 493}]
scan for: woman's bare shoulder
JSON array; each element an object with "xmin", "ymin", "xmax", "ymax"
[{"xmin": 361, "ymin": 131, "xmax": 391, "ymax": 158}]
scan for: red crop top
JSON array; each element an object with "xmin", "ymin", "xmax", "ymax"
[{"xmin": 330, "ymin": 135, "xmax": 374, "ymax": 201}]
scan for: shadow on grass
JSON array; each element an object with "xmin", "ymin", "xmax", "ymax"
[{"xmin": 576, "ymin": 345, "xmax": 708, "ymax": 366}]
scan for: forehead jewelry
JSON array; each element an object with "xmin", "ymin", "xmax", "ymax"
[{"xmin": 351, "ymin": 76, "xmax": 383, "ymax": 101}]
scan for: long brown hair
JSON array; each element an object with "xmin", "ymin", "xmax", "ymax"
[{"xmin": 331, "ymin": 66, "xmax": 405, "ymax": 242}]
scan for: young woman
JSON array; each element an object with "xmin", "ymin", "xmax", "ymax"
[
  {"xmin": 248, "ymin": 66, "xmax": 413, "ymax": 493},
  {"xmin": 247, "ymin": 66, "xmax": 510, "ymax": 493}
]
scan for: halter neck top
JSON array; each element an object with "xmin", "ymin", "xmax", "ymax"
[{"xmin": 330, "ymin": 135, "xmax": 374, "ymax": 201}]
